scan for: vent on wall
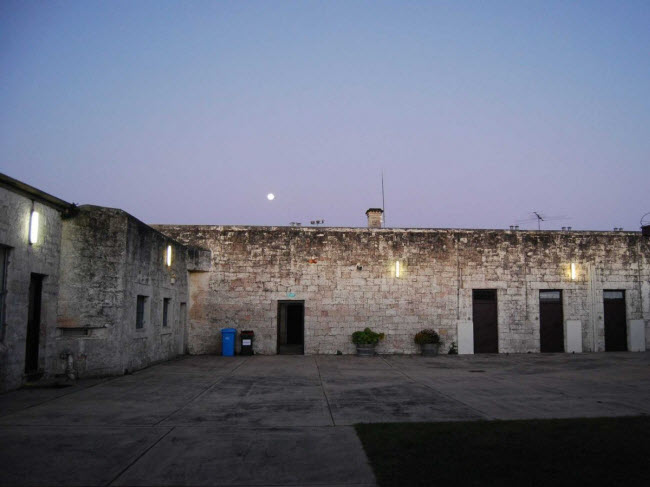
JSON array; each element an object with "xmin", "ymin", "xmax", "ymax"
[{"xmin": 60, "ymin": 328, "xmax": 89, "ymax": 337}]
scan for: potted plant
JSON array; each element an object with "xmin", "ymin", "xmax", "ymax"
[
  {"xmin": 414, "ymin": 329, "xmax": 441, "ymax": 356},
  {"xmin": 351, "ymin": 327, "xmax": 385, "ymax": 357}
]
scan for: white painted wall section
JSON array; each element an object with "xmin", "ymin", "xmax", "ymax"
[
  {"xmin": 457, "ymin": 320, "xmax": 474, "ymax": 354},
  {"xmin": 566, "ymin": 320, "xmax": 583, "ymax": 353},
  {"xmin": 628, "ymin": 320, "xmax": 646, "ymax": 352}
]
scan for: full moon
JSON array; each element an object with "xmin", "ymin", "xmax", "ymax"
[{"xmin": 267, "ymin": 193, "xmax": 275, "ymax": 201}]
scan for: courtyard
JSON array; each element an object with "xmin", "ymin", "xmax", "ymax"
[{"xmin": 0, "ymin": 352, "xmax": 649, "ymax": 486}]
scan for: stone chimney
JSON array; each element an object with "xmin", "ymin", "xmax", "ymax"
[{"xmin": 366, "ymin": 208, "xmax": 384, "ymax": 228}]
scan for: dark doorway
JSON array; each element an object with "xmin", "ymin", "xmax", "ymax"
[
  {"xmin": 25, "ymin": 273, "xmax": 45, "ymax": 377},
  {"xmin": 473, "ymin": 289, "xmax": 498, "ymax": 353},
  {"xmin": 277, "ymin": 301, "xmax": 304, "ymax": 355},
  {"xmin": 179, "ymin": 302, "xmax": 187, "ymax": 354},
  {"xmin": 604, "ymin": 290, "xmax": 627, "ymax": 351},
  {"xmin": 540, "ymin": 290, "xmax": 564, "ymax": 353}
]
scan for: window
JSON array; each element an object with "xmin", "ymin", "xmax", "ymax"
[
  {"xmin": 163, "ymin": 298, "xmax": 171, "ymax": 327},
  {"xmin": 539, "ymin": 290, "xmax": 562, "ymax": 302},
  {"xmin": 603, "ymin": 290, "xmax": 624, "ymax": 300},
  {"xmin": 136, "ymin": 295, "xmax": 148, "ymax": 329},
  {"xmin": 0, "ymin": 246, "xmax": 8, "ymax": 337}
]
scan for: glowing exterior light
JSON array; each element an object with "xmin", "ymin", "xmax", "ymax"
[
  {"xmin": 166, "ymin": 245, "xmax": 172, "ymax": 267},
  {"xmin": 570, "ymin": 263, "xmax": 576, "ymax": 280},
  {"xmin": 395, "ymin": 260, "xmax": 400, "ymax": 278},
  {"xmin": 267, "ymin": 193, "xmax": 275, "ymax": 201},
  {"xmin": 29, "ymin": 210, "xmax": 39, "ymax": 244}
]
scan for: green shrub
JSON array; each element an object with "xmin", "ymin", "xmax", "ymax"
[
  {"xmin": 352, "ymin": 327, "xmax": 385, "ymax": 345},
  {"xmin": 414, "ymin": 329, "xmax": 440, "ymax": 345}
]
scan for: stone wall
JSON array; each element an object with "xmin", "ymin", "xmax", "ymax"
[
  {"xmin": 0, "ymin": 186, "xmax": 63, "ymax": 391},
  {"xmin": 154, "ymin": 225, "xmax": 650, "ymax": 355},
  {"xmin": 57, "ymin": 206, "xmax": 189, "ymax": 377}
]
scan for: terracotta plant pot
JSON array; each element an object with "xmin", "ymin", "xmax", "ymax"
[
  {"xmin": 356, "ymin": 344, "xmax": 376, "ymax": 357},
  {"xmin": 420, "ymin": 343, "xmax": 440, "ymax": 356}
]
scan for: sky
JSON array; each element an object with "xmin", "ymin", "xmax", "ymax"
[{"xmin": 1, "ymin": 1, "xmax": 649, "ymax": 230}]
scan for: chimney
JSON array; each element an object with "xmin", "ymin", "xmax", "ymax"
[{"xmin": 366, "ymin": 208, "xmax": 384, "ymax": 228}]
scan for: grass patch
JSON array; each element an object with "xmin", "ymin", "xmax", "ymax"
[{"xmin": 355, "ymin": 416, "xmax": 650, "ymax": 486}]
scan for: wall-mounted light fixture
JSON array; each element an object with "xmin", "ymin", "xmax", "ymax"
[
  {"xmin": 570, "ymin": 263, "xmax": 576, "ymax": 280},
  {"xmin": 395, "ymin": 260, "xmax": 401, "ymax": 278},
  {"xmin": 29, "ymin": 210, "xmax": 39, "ymax": 245},
  {"xmin": 166, "ymin": 245, "xmax": 172, "ymax": 267}
]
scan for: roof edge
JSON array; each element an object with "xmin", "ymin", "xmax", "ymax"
[
  {"xmin": 151, "ymin": 224, "xmax": 643, "ymax": 235},
  {"xmin": 0, "ymin": 172, "xmax": 72, "ymax": 212}
]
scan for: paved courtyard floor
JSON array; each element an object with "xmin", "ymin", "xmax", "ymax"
[{"xmin": 1, "ymin": 352, "xmax": 649, "ymax": 486}]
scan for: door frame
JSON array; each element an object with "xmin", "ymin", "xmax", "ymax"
[
  {"xmin": 603, "ymin": 289, "xmax": 627, "ymax": 352},
  {"xmin": 277, "ymin": 300, "xmax": 305, "ymax": 354},
  {"xmin": 539, "ymin": 289, "xmax": 565, "ymax": 353},
  {"xmin": 25, "ymin": 273, "xmax": 45, "ymax": 377},
  {"xmin": 472, "ymin": 289, "xmax": 499, "ymax": 354}
]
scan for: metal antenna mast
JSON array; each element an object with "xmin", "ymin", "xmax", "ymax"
[
  {"xmin": 515, "ymin": 212, "xmax": 569, "ymax": 230},
  {"xmin": 381, "ymin": 171, "xmax": 385, "ymax": 227}
]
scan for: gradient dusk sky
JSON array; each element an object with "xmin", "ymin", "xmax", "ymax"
[{"xmin": 1, "ymin": 1, "xmax": 649, "ymax": 230}]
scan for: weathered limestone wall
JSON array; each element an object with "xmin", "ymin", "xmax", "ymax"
[
  {"xmin": 0, "ymin": 187, "xmax": 63, "ymax": 391},
  {"xmin": 154, "ymin": 225, "xmax": 650, "ymax": 355},
  {"xmin": 57, "ymin": 206, "xmax": 189, "ymax": 377}
]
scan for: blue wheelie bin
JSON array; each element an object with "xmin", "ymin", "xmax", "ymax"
[{"xmin": 221, "ymin": 328, "xmax": 236, "ymax": 356}]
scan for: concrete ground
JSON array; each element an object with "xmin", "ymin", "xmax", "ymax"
[{"xmin": 1, "ymin": 352, "xmax": 649, "ymax": 486}]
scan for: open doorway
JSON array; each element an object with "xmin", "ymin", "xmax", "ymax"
[
  {"xmin": 25, "ymin": 273, "xmax": 45, "ymax": 379},
  {"xmin": 277, "ymin": 301, "xmax": 304, "ymax": 355}
]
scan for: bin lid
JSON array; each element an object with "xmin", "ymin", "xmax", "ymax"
[{"xmin": 221, "ymin": 328, "xmax": 237, "ymax": 333}]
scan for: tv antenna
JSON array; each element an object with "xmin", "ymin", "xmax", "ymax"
[
  {"xmin": 515, "ymin": 211, "xmax": 569, "ymax": 230},
  {"xmin": 641, "ymin": 212, "xmax": 650, "ymax": 228}
]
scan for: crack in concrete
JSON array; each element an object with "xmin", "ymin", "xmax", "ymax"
[
  {"xmin": 107, "ymin": 426, "xmax": 175, "ymax": 487},
  {"xmin": 314, "ymin": 356, "xmax": 336, "ymax": 426}
]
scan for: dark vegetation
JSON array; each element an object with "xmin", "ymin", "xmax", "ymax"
[{"xmin": 355, "ymin": 416, "xmax": 650, "ymax": 486}]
